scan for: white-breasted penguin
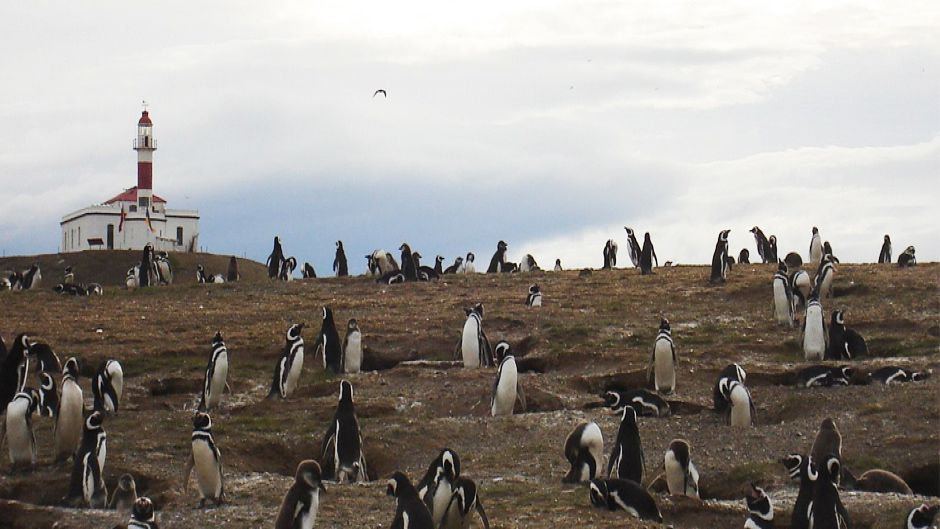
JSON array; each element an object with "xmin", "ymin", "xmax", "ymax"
[
  {"xmin": 183, "ymin": 411, "xmax": 225, "ymax": 507},
  {"xmin": 898, "ymin": 245, "xmax": 917, "ymax": 267},
  {"xmin": 827, "ymin": 309, "xmax": 867, "ymax": 360},
  {"xmin": 268, "ymin": 323, "xmax": 305, "ymax": 399},
  {"xmin": 459, "ymin": 252, "xmax": 476, "ymax": 274},
  {"xmin": 664, "ymin": 438, "xmax": 699, "ymax": 498},
  {"xmin": 814, "ymin": 254, "xmax": 836, "ymax": 301},
  {"xmin": 110, "ymin": 473, "xmax": 139, "ymax": 512},
  {"xmin": 92, "ymin": 359, "xmax": 124, "ymax": 414},
  {"xmin": 869, "ymin": 366, "xmax": 931, "ymax": 385},
  {"xmin": 767, "ymin": 235, "xmax": 778, "ymax": 262},
  {"xmin": 387, "ymin": 471, "xmax": 435, "ymax": 529},
  {"xmin": 790, "ymin": 269, "xmax": 812, "ymax": 311},
  {"xmin": 440, "ymin": 477, "xmax": 491, "ymax": 529},
  {"xmin": 490, "ymin": 343, "xmax": 526, "ymax": 416},
  {"xmin": 802, "ymin": 292, "xmax": 827, "ymax": 361},
  {"xmin": 5, "ymin": 389, "xmax": 38, "ymax": 469},
  {"xmin": 603, "ymin": 389, "xmax": 671, "ymax": 417},
  {"xmin": 519, "ymin": 254, "xmax": 539, "ymax": 272},
  {"xmin": 624, "ymin": 227, "xmax": 642, "ymax": 267},
  {"xmin": 603, "ymin": 239, "xmax": 618, "ymax": 269},
  {"xmin": 21, "ymin": 264, "xmax": 41, "ymax": 290},
  {"xmin": 458, "ymin": 303, "xmax": 492, "ymax": 368},
  {"xmin": 55, "ymin": 357, "xmax": 84, "ymax": 462},
  {"xmin": 782, "ymin": 454, "xmax": 817, "ymax": 529},
  {"xmin": 275, "ymin": 459, "xmax": 327, "ymax": 529},
  {"xmin": 809, "ymin": 227, "xmax": 823, "ymax": 264},
  {"xmin": 342, "ymin": 319, "xmax": 363, "ymax": 374},
  {"xmin": 906, "ymin": 504, "xmax": 940, "ymax": 529},
  {"xmin": 639, "ymin": 232, "xmax": 657, "ymax": 275},
  {"xmin": 320, "ymin": 380, "xmax": 367, "ymax": 483},
  {"xmin": 647, "ymin": 318, "xmax": 677, "ymax": 394},
  {"xmin": 710, "ymin": 229, "xmax": 731, "ymax": 283},
  {"xmin": 725, "ymin": 380, "xmax": 754, "ymax": 427},
  {"xmin": 66, "ymin": 411, "xmax": 108, "ymax": 507},
  {"xmin": 563, "ymin": 422, "xmax": 604, "ymax": 483},
  {"xmin": 416, "ymin": 448, "xmax": 461, "ymax": 523},
  {"xmin": 486, "ymin": 241, "xmax": 508, "ymax": 273},
  {"xmin": 744, "ymin": 483, "xmax": 774, "ymax": 529},
  {"xmin": 314, "ymin": 307, "xmax": 344, "ymax": 374},
  {"xmin": 607, "ymin": 405, "xmax": 644, "ymax": 483},
  {"xmin": 199, "ymin": 331, "xmax": 229, "ymax": 412},
  {"xmin": 589, "ymin": 478, "xmax": 663, "ymax": 521},
  {"xmin": 554, "ymin": 258, "xmax": 562, "ymax": 271},
  {"xmin": 772, "ymin": 261, "xmax": 794, "ymax": 327},
  {"xmin": 878, "ymin": 234, "xmax": 892, "ymax": 264},
  {"xmin": 525, "ymin": 284, "xmax": 542, "ymax": 307},
  {"xmin": 128, "ymin": 497, "xmax": 159, "ymax": 529},
  {"xmin": 444, "ymin": 257, "xmax": 463, "ymax": 274},
  {"xmin": 713, "ymin": 363, "xmax": 746, "ymax": 413},
  {"xmin": 810, "ymin": 454, "xmax": 850, "ymax": 529}
]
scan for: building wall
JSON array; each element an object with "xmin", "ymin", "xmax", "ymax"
[{"xmin": 60, "ymin": 205, "xmax": 199, "ymax": 253}]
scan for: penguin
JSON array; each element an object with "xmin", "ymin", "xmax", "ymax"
[
  {"xmin": 320, "ymin": 380, "xmax": 367, "ymax": 483},
  {"xmin": 183, "ymin": 411, "xmax": 225, "ymax": 507},
  {"xmin": 79, "ymin": 450, "xmax": 108, "ymax": 508},
  {"xmin": 196, "ymin": 264, "xmax": 208, "ymax": 283},
  {"xmin": 21, "ymin": 264, "xmax": 41, "ymax": 290},
  {"xmin": 868, "ymin": 366, "xmax": 932, "ymax": 385},
  {"xmin": 416, "ymin": 448, "xmax": 461, "ymax": 521},
  {"xmin": 334, "ymin": 240, "xmax": 349, "ymax": 277},
  {"xmin": 459, "ymin": 252, "xmax": 476, "ymax": 274},
  {"xmin": 772, "ymin": 261, "xmax": 794, "ymax": 327},
  {"xmin": 269, "ymin": 323, "xmax": 305, "ymax": 399},
  {"xmin": 525, "ymin": 284, "xmax": 542, "ymax": 307},
  {"xmin": 280, "ymin": 256, "xmax": 297, "ymax": 280},
  {"xmin": 727, "ymin": 380, "xmax": 754, "ymax": 427},
  {"xmin": 749, "ymin": 226, "xmax": 771, "ymax": 263},
  {"xmin": 842, "ymin": 468, "xmax": 912, "ymax": 495},
  {"xmin": 314, "ymin": 307, "xmax": 344, "ymax": 374},
  {"xmin": 906, "ymin": 504, "xmax": 940, "ymax": 529},
  {"xmin": 726, "ymin": 254, "xmax": 736, "ymax": 272},
  {"xmin": 154, "ymin": 251, "xmax": 173, "ymax": 284},
  {"xmin": 602, "ymin": 388, "xmax": 671, "ymax": 417},
  {"xmin": 490, "ymin": 344, "xmax": 526, "ymax": 416},
  {"xmin": 5, "ymin": 389, "xmax": 38, "ymax": 469},
  {"xmin": 663, "ymin": 438, "xmax": 699, "ymax": 498},
  {"xmin": 713, "ymin": 363, "xmax": 746, "ymax": 413},
  {"xmin": 738, "ymin": 248, "xmax": 750, "ymax": 264},
  {"xmin": 814, "ymin": 255, "xmax": 836, "ymax": 302},
  {"xmin": 781, "ymin": 454, "xmax": 817, "ymax": 529},
  {"xmin": 499, "ymin": 260, "xmax": 518, "ymax": 273},
  {"xmin": 607, "ymin": 405, "xmax": 644, "ymax": 483},
  {"xmin": 647, "ymin": 318, "xmax": 677, "ymax": 394},
  {"xmin": 303, "ymin": 262, "xmax": 317, "ymax": 279},
  {"xmin": 342, "ymin": 319, "xmax": 363, "ymax": 374},
  {"xmin": 554, "ymin": 258, "xmax": 562, "ymax": 271},
  {"xmin": 710, "ymin": 229, "xmax": 731, "ymax": 283},
  {"xmin": 796, "ymin": 365, "xmax": 854, "ymax": 388},
  {"xmin": 138, "ymin": 245, "xmax": 155, "ymax": 287},
  {"xmin": 823, "ymin": 241, "xmax": 839, "ymax": 263},
  {"xmin": 810, "ymin": 454, "xmax": 850, "ymax": 529},
  {"xmin": 0, "ymin": 333, "xmax": 30, "ymax": 411},
  {"xmin": 443, "ymin": 257, "xmax": 463, "ymax": 275},
  {"xmin": 878, "ymin": 235, "xmax": 892, "ymax": 264},
  {"xmin": 809, "ymin": 227, "xmax": 823, "ymax": 263},
  {"xmin": 801, "ymin": 292, "xmax": 827, "ymax": 361},
  {"xmin": 520, "ymin": 254, "xmax": 540, "ymax": 272},
  {"xmin": 387, "ymin": 471, "xmax": 435, "ymax": 529},
  {"xmin": 63, "ymin": 265, "xmax": 75, "ymax": 284},
  {"xmin": 67, "ymin": 411, "xmax": 107, "ymax": 507},
  {"xmin": 400, "ymin": 243, "xmax": 419, "ymax": 281},
  {"xmin": 563, "ymin": 422, "xmax": 604, "ymax": 483},
  {"xmin": 639, "ymin": 232, "xmax": 657, "ymax": 275},
  {"xmin": 414, "ymin": 252, "xmax": 440, "ymax": 281},
  {"xmin": 588, "ymin": 478, "xmax": 662, "ymax": 521},
  {"xmin": 828, "ymin": 309, "xmax": 867, "ymax": 360},
  {"xmin": 377, "ymin": 271, "xmax": 406, "ymax": 284},
  {"xmin": 30, "ymin": 340, "xmax": 62, "ymax": 373},
  {"xmin": 367, "ymin": 249, "xmax": 401, "ymax": 276},
  {"xmin": 198, "ymin": 331, "xmax": 229, "ymax": 412},
  {"xmin": 126, "ymin": 265, "xmax": 140, "ymax": 290},
  {"xmin": 275, "ymin": 460, "xmax": 327, "ymax": 529},
  {"xmin": 486, "ymin": 241, "xmax": 508, "ymax": 273},
  {"xmin": 767, "ymin": 235, "xmax": 778, "ymax": 262},
  {"xmin": 790, "ymin": 268, "xmax": 812, "ymax": 310},
  {"xmin": 623, "ymin": 227, "xmax": 642, "ymax": 267},
  {"xmin": 898, "ymin": 245, "xmax": 917, "ymax": 267},
  {"xmin": 439, "ymin": 477, "xmax": 491, "ymax": 529},
  {"xmin": 93, "ymin": 359, "xmax": 124, "ymax": 414},
  {"xmin": 458, "ymin": 303, "xmax": 492, "ymax": 368},
  {"xmin": 110, "ymin": 473, "xmax": 139, "ymax": 511},
  {"xmin": 127, "ymin": 497, "xmax": 159, "ymax": 529},
  {"xmin": 55, "ymin": 357, "xmax": 84, "ymax": 462},
  {"xmin": 267, "ymin": 236, "xmax": 285, "ymax": 279},
  {"xmin": 811, "ymin": 418, "xmax": 842, "ymax": 468},
  {"xmin": 603, "ymin": 239, "xmax": 618, "ymax": 269},
  {"xmin": 743, "ymin": 483, "xmax": 774, "ymax": 529},
  {"xmin": 226, "ymin": 256, "xmax": 240, "ymax": 282},
  {"xmin": 37, "ymin": 371, "xmax": 58, "ymax": 417}
]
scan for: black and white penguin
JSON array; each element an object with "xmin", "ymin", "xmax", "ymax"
[
  {"xmin": 443, "ymin": 257, "xmax": 463, "ymax": 274},
  {"xmin": 342, "ymin": 319, "xmax": 362, "ymax": 374},
  {"xmin": 738, "ymin": 248, "xmax": 750, "ymax": 264},
  {"xmin": 589, "ymin": 478, "xmax": 662, "ymax": 521},
  {"xmin": 416, "ymin": 448, "xmax": 461, "ymax": 522},
  {"xmin": 5, "ymin": 389, "xmax": 38, "ymax": 469},
  {"xmin": 154, "ymin": 251, "xmax": 173, "ymax": 284},
  {"xmin": 602, "ymin": 388, "xmax": 671, "ymax": 417},
  {"xmin": 710, "ymin": 229, "xmax": 731, "ymax": 283},
  {"xmin": 399, "ymin": 243, "xmax": 419, "ymax": 281},
  {"xmin": 138, "ymin": 245, "xmax": 155, "ymax": 287},
  {"xmin": 623, "ymin": 227, "xmax": 642, "ymax": 267},
  {"xmin": 268, "ymin": 323, "xmax": 306, "ymax": 399},
  {"xmin": 29, "ymin": 340, "xmax": 62, "ymax": 373},
  {"xmin": 554, "ymin": 258, "xmax": 562, "ymax": 271},
  {"xmin": 767, "ymin": 235, "xmax": 778, "ymax": 262},
  {"xmin": 414, "ymin": 252, "xmax": 441, "ymax": 281},
  {"xmin": 809, "ymin": 227, "xmax": 823, "ymax": 264},
  {"xmin": 227, "ymin": 256, "xmax": 240, "ymax": 282},
  {"xmin": 127, "ymin": 497, "xmax": 159, "ymax": 529},
  {"xmin": 458, "ymin": 303, "xmax": 492, "ymax": 368},
  {"xmin": 743, "ymin": 483, "xmax": 774, "ymax": 529},
  {"xmin": 639, "ymin": 232, "xmax": 657, "ymax": 275},
  {"xmin": 827, "ymin": 309, "xmax": 867, "ymax": 360},
  {"xmin": 21, "ymin": 264, "xmax": 42, "ymax": 290},
  {"xmin": 314, "ymin": 307, "xmax": 344, "ymax": 374},
  {"xmin": 906, "ymin": 504, "xmax": 940, "ymax": 529},
  {"xmin": 183, "ymin": 412, "xmax": 224, "ymax": 507},
  {"xmin": 280, "ymin": 256, "xmax": 297, "ymax": 281},
  {"xmin": 647, "ymin": 318, "xmax": 677, "ymax": 394},
  {"xmin": 334, "ymin": 240, "xmax": 349, "ymax": 277},
  {"xmin": 499, "ymin": 260, "xmax": 518, "ymax": 273},
  {"xmin": 802, "ymin": 292, "xmax": 827, "ymax": 361},
  {"xmin": 796, "ymin": 365, "xmax": 854, "ymax": 388},
  {"xmin": 607, "ymin": 406, "xmax": 644, "ymax": 483},
  {"xmin": 459, "ymin": 252, "xmax": 476, "ymax": 274},
  {"xmin": 772, "ymin": 261, "xmax": 794, "ymax": 327},
  {"xmin": 267, "ymin": 236, "xmax": 285, "ymax": 279},
  {"xmin": 823, "ymin": 241, "xmax": 839, "ymax": 263},
  {"xmin": 275, "ymin": 460, "xmax": 326, "ymax": 529},
  {"xmin": 603, "ymin": 239, "xmax": 618, "ymax": 269},
  {"xmin": 814, "ymin": 254, "xmax": 836, "ymax": 301},
  {"xmin": 525, "ymin": 284, "xmax": 542, "ymax": 307},
  {"xmin": 434, "ymin": 255, "xmax": 445, "ymax": 276},
  {"xmin": 842, "ymin": 467, "xmax": 912, "ymax": 495},
  {"xmin": 37, "ymin": 371, "xmax": 58, "ymax": 417},
  {"xmin": 811, "ymin": 418, "xmax": 843, "ymax": 465},
  {"xmin": 868, "ymin": 366, "xmax": 932, "ymax": 385},
  {"xmin": 93, "ymin": 359, "xmax": 124, "ymax": 414},
  {"xmin": 377, "ymin": 271, "xmax": 406, "ymax": 284},
  {"xmin": 320, "ymin": 380, "xmax": 368, "ymax": 483},
  {"xmin": 303, "ymin": 262, "xmax": 317, "ymax": 279},
  {"xmin": 491, "ymin": 343, "xmax": 526, "ymax": 416},
  {"xmin": 563, "ymin": 422, "xmax": 605, "ymax": 483},
  {"xmin": 782, "ymin": 454, "xmax": 817, "ymax": 529},
  {"xmin": 713, "ymin": 363, "xmax": 746, "ymax": 413},
  {"xmin": 110, "ymin": 473, "xmax": 139, "ymax": 512},
  {"xmin": 125, "ymin": 265, "xmax": 140, "ymax": 290},
  {"xmin": 749, "ymin": 226, "xmax": 772, "ymax": 263},
  {"xmin": 387, "ymin": 471, "xmax": 435, "ymax": 529},
  {"xmin": 0, "ymin": 333, "xmax": 30, "ymax": 411},
  {"xmin": 878, "ymin": 235, "xmax": 892, "ymax": 264},
  {"xmin": 439, "ymin": 477, "xmax": 491, "ymax": 529},
  {"xmin": 664, "ymin": 438, "xmax": 699, "ymax": 498},
  {"xmin": 196, "ymin": 264, "xmax": 208, "ymax": 283},
  {"xmin": 199, "ymin": 331, "xmax": 229, "ymax": 412},
  {"xmin": 67, "ymin": 411, "xmax": 107, "ymax": 507},
  {"xmin": 810, "ymin": 454, "xmax": 850, "ymax": 529},
  {"xmin": 726, "ymin": 380, "xmax": 754, "ymax": 427},
  {"xmin": 63, "ymin": 265, "xmax": 75, "ymax": 284},
  {"xmin": 486, "ymin": 241, "xmax": 508, "ymax": 273},
  {"xmin": 55, "ymin": 357, "xmax": 84, "ymax": 462},
  {"xmin": 898, "ymin": 245, "xmax": 916, "ymax": 267}
]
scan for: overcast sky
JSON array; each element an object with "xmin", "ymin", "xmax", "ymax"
[{"xmin": 1, "ymin": 1, "xmax": 937, "ymax": 272}]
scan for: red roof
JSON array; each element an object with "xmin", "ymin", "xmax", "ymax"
[
  {"xmin": 104, "ymin": 187, "xmax": 166, "ymax": 204},
  {"xmin": 138, "ymin": 111, "xmax": 152, "ymax": 125}
]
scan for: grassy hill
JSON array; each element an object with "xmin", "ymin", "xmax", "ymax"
[{"xmin": 0, "ymin": 262, "xmax": 936, "ymax": 528}]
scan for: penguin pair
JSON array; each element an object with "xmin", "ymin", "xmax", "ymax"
[
  {"xmin": 320, "ymin": 380, "xmax": 367, "ymax": 482},
  {"xmin": 458, "ymin": 252, "xmax": 476, "ymax": 274},
  {"xmin": 664, "ymin": 438, "xmax": 699, "ymax": 498},
  {"xmin": 801, "ymin": 292, "xmax": 827, "ymax": 361},
  {"xmin": 623, "ymin": 227, "xmax": 642, "ymax": 268},
  {"xmin": 183, "ymin": 411, "xmax": 224, "ymax": 507},
  {"xmin": 749, "ymin": 226, "xmax": 773, "ymax": 263},
  {"xmin": 772, "ymin": 261, "xmax": 794, "ymax": 327},
  {"xmin": 5, "ymin": 388, "xmax": 39, "ymax": 470},
  {"xmin": 490, "ymin": 341, "xmax": 526, "ymax": 416},
  {"xmin": 563, "ymin": 422, "xmax": 604, "ymax": 483},
  {"xmin": 154, "ymin": 251, "xmax": 173, "ymax": 284},
  {"xmin": 279, "ymin": 256, "xmax": 297, "ymax": 281},
  {"xmin": 458, "ymin": 303, "xmax": 492, "ymax": 368},
  {"xmin": 127, "ymin": 497, "xmax": 159, "ymax": 529},
  {"xmin": 796, "ymin": 365, "xmax": 854, "ymax": 388},
  {"xmin": 519, "ymin": 254, "xmax": 539, "ymax": 272},
  {"xmin": 712, "ymin": 363, "xmax": 746, "ymax": 413},
  {"xmin": 589, "ymin": 478, "xmax": 662, "ymax": 521},
  {"xmin": 486, "ymin": 241, "xmax": 508, "ymax": 273},
  {"xmin": 366, "ymin": 249, "xmax": 400, "ymax": 276},
  {"xmin": 710, "ymin": 229, "xmax": 731, "ymax": 283},
  {"xmin": 333, "ymin": 240, "xmax": 348, "ymax": 277},
  {"xmin": 646, "ymin": 318, "xmax": 677, "ymax": 394},
  {"xmin": 713, "ymin": 364, "xmax": 754, "ymax": 427},
  {"xmin": 827, "ymin": 310, "xmax": 867, "ymax": 359},
  {"xmin": 275, "ymin": 460, "xmax": 326, "ymax": 529},
  {"xmin": 55, "ymin": 357, "xmax": 85, "ymax": 462},
  {"xmin": 602, "ymin": 388, "xmax": 670, "ymax": 417},
  {"xmin": 869, "ymin": 366, "xmax": 931, "ymax": 385},
  {"xmin": 269, "ymin": 323, "xmax": 305, "ymax": 399},
  {"xmin": 603, "ymin": 239, "xmax": 618, "ymax": 269},
  {"xmin": 743, "ymin": 483, "xmax": 774, "ymax": 529},
  {"xmin": 196, "ymin": 264, "xmax": 224, "ymax": 284},
  {"xmin": 525, "ymin": 284, "xmax": 542, "ymax": 307},
  {"xmin": 417, "ymin": 448, "xmax": 461, "ymax": 525},
  {"xmin": 66, "ymin": 411, "xmax": 108, "ymax": 508},
  {"xmin": 93, "ymin": 359, "xmax": 124, "ymax": 414},
  {"xmin": 199, "ymin": 332, "xmax": 229, "ymax": 412},
  {"xmin": 19, "ymin": 263, "xmax": 42, "ymax": 290},
  {"xmin": 781, "ymin": 453, "xmax": 817, "ymax": 529}
]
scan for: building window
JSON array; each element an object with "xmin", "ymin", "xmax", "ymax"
[
  {"xmin": 177, "ymin": 227, "xmax": 183, "ymax": 246},
  {"xmin": 78, "ymin": 227, "xmax": 81, "ymax": 247},
  {"xmin": 139, "ymin": 196, "xmax": 150, "ymax": 208},
  {"xmin": 107, "ymin": 224, "xmax": 114, "ymax": 249},
  {"xmin": 63, "ymin": 232, "xmax": 67, "ymax": 252},
  {"xmin": 129, "ymin": 205, "xmax": 138, "ymax": 213},
  {"xmin": 71, "ymin": 229, "xmax": 74, "ymax": 249}
]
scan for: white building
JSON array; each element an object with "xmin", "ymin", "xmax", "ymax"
[{"xmin": 60, "ymin": 108, "xmax": 199, "ymax": 252}]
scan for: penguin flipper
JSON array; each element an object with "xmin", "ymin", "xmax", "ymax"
[
  {"xmin": 182, "ymin": 453, "xmax": 194, "ymax": 493},
  {"xmin": 475, "ymin": 498, "xmax": 491, "ymax": 529}
]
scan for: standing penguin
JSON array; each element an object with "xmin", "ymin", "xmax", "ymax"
[
  {"xmin": 647, "ymin": 318, "xmax": 677, "ymax": 394},
  {"xmin": 387, "ymin": 471, "xmax": 435, "ymax": 529},
  {"xmin": 486, "ymin": 241, "xmax": 508, "ymax": 273},
  {"xmin": 828, "ymin": 310, "xmax": 867, "ymax": 360},
  {"xmin": 275, "ymin": 460, "xmax": 326, "ymax": 529},
  {"xmin": 55, "ymin": 357, "xmax": 84, "ymax": 462},
  {"xmin": 743, "ymin": 483, "xmax": 774, "ymax": 529},
  {"xmin": 811, "ymin": 418, "xmax": 842, "ymax": 469},
  {"xmin": 782, "ymin": 454, "xmax": 817, "ymax": 529},
  {"xmin": 138, "ymin": 244, "xmax": 155, "ymax": 287},
  {"xmin": 663, "ymin": 439, "xmax": 699, "ymax": 498},
  {"xmin": 268, "ymin": 323, "xmax": 306, "ymax": 399},
  {"xmin": 5, "ymin": 389, "xmax": 38, "ymax": 469},
  {"xmin": 444, "ymin": 257, "xmax": 463, "ymax": 274},
  {"xmin": 320, "ymin": 380, "xmax": 368, "ymax": 482},
  {"xmin": 439, "ymin": 477, "xmax": 491, "ymax": 529},
  {"xmin": 333, "ymin": 240, "xmax": 349, "ymax": 277},
  {"xmin": 314, "ymin": 307, "xmax": 344, "ymax": 374},
  {"xmin": 603, "ymin": 239, "xmax": 618, "ymax": 269},
  {"xmin": 416, "ymin": 448, "xmax": 461, "ymax": 522},
  {"xmin": 623, "ymin": 227, "xmax": 642, "ymax": 267},
  {"xmin": 738, "ymin": 248, "xmax": 751, "ymax": 264},
  {"xmin": 110, "ymin": 473, "xmax": 139, "ymax": 512},
  {"xmin": 554, "ymin": 258, "xmax": 562, "ymax": 271},
  {"xmin": 878, "ymin": 235, "xmax": 892, "ymax": 264},
  {"xmin": 811, "ymin": 454, "xmax": 850, "ymax": 529},
  {"xmin": 815, "ymin": 255, "xmax": 836, "ymax": 302},
  {"xmin": 183, "ymin": 412, "xmax": 225, "ymax": 507},
  {"xmin": 713, "ymin": 363, "xmax": 747, "ymax": 413},
  {"xmin": 589, "ymin": 478, "xmax": 662, "ymax": 521},
  {"xmin": 607, "ymin": 406, "xmax": 644, "ymax": 483},
  {"xmin": 725, "ymin": 380, "xmax": 754, "ymax": 428},
  {"xmin": 749, "ymin": 226, "xmax": 772, "ymax": 263},
  {"xmin": 226, "ymin": 256, "xmax": 240, "ymax": 282},
  {"xmin": 563, "ymin": 422, "xmax": 605, "ymax": 483},
  {"xmin": 809, "ymin": 227, "xmax": 823, "ymax": 264},
  {"xmin": 802, "ymin": 293, "xmax": 827, "ymax": 361},
  {"xmin": 790, "ymin": 268, "xmax": 812, "ymax": 311},
  {"xmin": 0, "ymin": 333, "xmax": 30, "ymax": 411},
  {"xmin": 458, "ymin": 303, "xmax": 492, "ymax": 368},
  {"xmin": 525, "ymin": 284, "xmax": 542, "ymax": 307},
  {"xmin": 400, "ymin": 243, "xmax": 419, "ymax": 281},
  {"xmin": 199, "ymin": 332, "xmax": 229, "ymax": 412},
  {"xmin": 127, "ymin": 497, "xmax": 159, "ymax": 529},
  {"xmin": 266, "ymin": 236, "xmax": 285, "ymax": 279},
  {"xmin": 639, "ymin": 233, "xmax": 658, "ymax": 275},
  {"xmin": 710, "ymin": 229, "xmax": 731, "ymax": 283},
  {"xmin": 37, "ymin": 371, "xmax": 58, "ymax": 417},
  {"xmin": 93, "ymin": 359, "xmax": 124, "ymax": 414},
  {"xmin": 767, "ymin": 235, "xmax": 778, "ymax": 262},
  {"xmin": 460, "ymin": 252, "xmax": 476, "ymax": 274},
  {"xmin": 490, "ymin": 343, "xmax": 526, "ymax": 416},
  {"xmin": 772, "ymin": 261, "xmax": 794, "ymax": 327},
  {"xmin": 342, "ymin": 319, "xmax": 363, "ymax": 374},
  {"xmin": 67, "ymin": 411, "xmax": 108, "ymax": 507}
]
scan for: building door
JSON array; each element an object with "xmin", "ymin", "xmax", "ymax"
[
  {"xmin": 107, "ymin": 224, "xmax": 114, "ymax": 249},
  {"xmin": 177, "ymin": 227, "xmax": 183, "ymax": 246}
]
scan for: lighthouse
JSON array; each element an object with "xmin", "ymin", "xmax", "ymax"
[{"xmin": 60, "ymin": 106, "xmax": 200, "ymax": 253}]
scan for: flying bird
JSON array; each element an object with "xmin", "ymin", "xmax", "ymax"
[{"xmin": 373, "ymin": 89, "xmax": 386, "ymax": 98}]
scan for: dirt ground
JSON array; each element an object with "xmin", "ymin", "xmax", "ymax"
[{"xmin": 0, "ymin": 257, "xmax": 937, "ymax": 529}]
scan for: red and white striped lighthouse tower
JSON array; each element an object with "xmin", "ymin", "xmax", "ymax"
[{"xmin": 133, "ymin": 103, "xmax": 156, "ymax": 204}]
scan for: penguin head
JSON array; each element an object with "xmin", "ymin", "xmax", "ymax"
[
  {"xmin": 777, "ymin": 260, "xmax": 787, "ymax": 273},
  {"xmin": 322, "ymin": 307, "xmax": 334, "ymax": 323},
  {"xmin": 529, "ymin": 284, "xmax": 539, "ymax": 294},
  {"xmin": 781, "ymin": 454, "xmax": 803, "ymax": 479},
  {"xmin": 749, "ymin": 226, "xmax": 758, "ymax": 234},
  {"xmin": 296, "ymin": 460, "xmax": 327, "ymax": 492},
  {"xmin": 54, "ymin": 283, "xmax": 65, "ymax": 293},
  {"xmin": 455, "ymin": 256, "xmax": 464, "ymax": 266},
  {"xmin": 118, "ymin": 473, "xmax": 136, "ymax": 491},
  {"xmin": 438, "ymin": 449, "xmax": 461, "ymax": 482},
  {"xmin": 287, "ymin": 323, "xmax": 305, "ymax": 340},
  {"xmin": 386, "ymin": 471, "xmax": 413, "ymax": 498},
  {"xmin": 336, "ymin": 240, "xmax": 343, "ymax": 249},
  {"xmin": 884, "ymin": 234, "xmax": 891, "ymax": 242},
  {"xmin": 832, "ymin": 310, "xmax": 845, "ymax": 325},
  {"xmin": 86, "ymin": 411, "xmax": 104, "ymax": 431},
  {"xmin": 624, "ymin": 227, "xmax": 634, "ymax": 236},
  {"xmin": 659, "ymin": 318, "xmax": 670, "ymax": 332},
  {"xmin": 212, "ymin": 331, "xmax": 224, "ymax": 346},
  {"xmin": 644, "ymin": 232, "xmax": 651, "ymax": 242},
  {"xmin": 192, "ymin": 411, "xmax": 212, "ymax": 431},
  {"xmin": 412, "ymin": 251, "xmax": 422, "ymax": 260},
  {"xmin": 602, "ymin": 390, "xmax": 622, "ymax": 410},
  {"xmin": 667, "ymin": 439, "xmax": 691, "ymax": 468},
  {"xmin": 338, "ymin": 380, "xmax": 354, "ymax": 404},
  {"xmin": 812, "ymin": 227, "xmax": 819, "ymax": 234},
  {"xmin": 399, "ymin": 243, "xmax": 410, "ymax": 252},
  {"xmin": 493, "ymin": 341, "xmax": 511, "ymax": 364},
  {"xmin": 909, "ymin": 504, "xmax": 940, "ymax": 529},
  {"xmin": 555, "ymin": 258, "xmax": 561, "ymax": 265},
  {"xmin": 745, "ymin": 483, "xmax": 771, "ymax": 515},
  {"xmin": 588, "ymin": 479, "xmax": 608, "ymax": 507},
  {"xmin": 14, "ymin": 333, "xmax": 31, "ymax": 353},
  {"xmin": 497, "ymin": 240, "xmax": 507, "ymax": 250},
  {"xmin": 131, "ymin": 497, "xmax": 155, "ymax": 522},
  {"xmin": 820, "ymin": 417, "xmax": 839, "ymax": 433},
  {"xmin": 64, "ymin": 266, "xmax": 73, "ymax": 274},
  {"xmin": 436, "ymin": 255, "xmax": 444, "ymax": 264},
  {"xmin": 620, "ymin": 404, "xmax": 638, "ymax": 426},
  {"xmin": 839, "ymin": 367, "xmax": 855, "ymax": 381},
  {"xmin": 347, "ymin": 319, "xmax": 359, "ymax": 332},
  {"xmin": 64, "ymin": 357, "xmax": 79, "ymax": 377},
  {"xmin": 912, "ymin": 370, "xmax": 932, "ymax": 382},
  {"xmin": 769, "ymin": 235, "xmax": 776, "ymax": 243},
  {"xmin": 466, "ymin": 252, "xmax": 475, "ymax": 262},
  {"xmin": 197, "ymin": 264, "xmax": 204, "ymax": 272}
]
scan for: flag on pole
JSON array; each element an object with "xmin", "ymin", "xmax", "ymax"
[
  {"xmin": 145, "ymin": 208, "xmax": 154, "ymax": 232},
  {"xmin": 118, "ymin": 205, "xmax": 126, "ymax": 232}
]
